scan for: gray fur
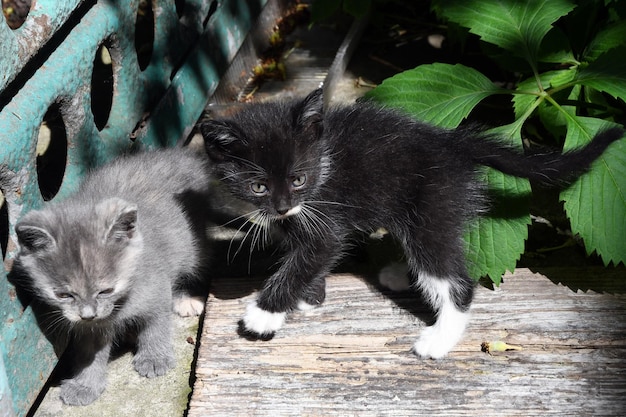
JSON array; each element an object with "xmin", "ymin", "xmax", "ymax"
[{"xmin": 13, "ymin": 147, "xmax": 213, "ymax": 406}]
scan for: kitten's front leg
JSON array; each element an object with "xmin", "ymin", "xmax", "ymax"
[
  {"xmin": 296, "ymin": 275, "xmax": 327, "ymax": 311},
  {"xmin": 241, "ymin": 238, "xmax": 339, "ymax": 338},
  {"xmin": 240, "ymin": 259, "xmax": 302, "ymax": 338},
  {"xmin": 60, "ymin": 336, "xmax": 111, "ymax": 406},
  {"xmin": 133, "ymin": 313, "xmax": 176, "ymax": 377}
]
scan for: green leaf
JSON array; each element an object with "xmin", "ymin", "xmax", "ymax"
[
  {"xmin": 549, "ymin": 68, "xmax": 577, "ymax": 89},
  {"xmin": 511, "ymin": 73, "xmax": 545, "ymax": 121},
  {"xmin": 560, "ymin": 117, "xmax": 626, "ymax": 266},
  {"xmin": 465, "ymin": 169, "xmax": 531, "ymax": 284},
  {"xmin": 537, "ymin": 100, "xmax": 568, "ymax": 140},
  {"xmin": 575, "ymin": 47, "xmax": 626, "ymax": 101},
  {"xmin": 366, "ymin": 63, "xmax": 504, "ymax": 128},
  {"xmin": 488, "ymin": 119, "xmax": 525, "ymax": 142},
  {"xmin": 311, "ymin": 0, "xmax": 341, "ymax": 23},
  {"xmin": 584, "ymin": 20, "xmax": 626, "ymax": 62},
  {"xmin": 464, "ymin": 123, "xmax": 531, "ymax": 284},
  {"xmin": 511, "ymin": 71, "xmax": 574, "ymax": 126},
  {"xmin": 538, "ymin": 27, "xmax": 577, "ymax": 64},
  {"xmin": 436, "ymin": 0, "xmax": 576, "ymax": 66},
  {"xmin": 343, "ymin": 0, "xmax": 371, "ymax": 18}
]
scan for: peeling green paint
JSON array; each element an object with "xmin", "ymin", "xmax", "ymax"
[{"xmin": 0, "ymin": 0, "xmax": 267, "ymax": 414}]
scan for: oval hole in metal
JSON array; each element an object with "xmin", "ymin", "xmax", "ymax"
[
  {"xmin": 91, "ymin": 43, "xmax": 114, "ymax": 131},
  {"xmin": 135, "ymin": 0, "xmax": 155, "ymax": 71},
  {"xmin": 175, "ymin": 0, "xmax": 185, "ymax": 18},
  {"xmin": 2, "ymin": 0, "xmax": 32, "ymax": 29},
  {"xmin": 203, "ymin": 0, "xmax": 219, "ymax": 28},
  {"xmin": 0, "ymin": 189, "xmax": 7, "ymax": 260},
  {"xmin": 36, "ymin": 104, "xmax": 67, "ymax": 201}
]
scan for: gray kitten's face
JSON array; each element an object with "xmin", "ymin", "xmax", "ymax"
[{"xmin": 15, "ymin": 198, "xmax": 143, "ymax": 324}]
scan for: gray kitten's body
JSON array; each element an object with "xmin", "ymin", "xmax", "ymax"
[{"xmin": 13, "ymin": 147, "xmax": 212, "ymax": 405}]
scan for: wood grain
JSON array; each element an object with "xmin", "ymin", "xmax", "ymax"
[{"xmin": 189, "ymin": 268, "xmax": 626, "ymax": 416}]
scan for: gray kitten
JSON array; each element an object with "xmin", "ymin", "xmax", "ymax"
[{"xmin": 12, "ymin": 147, "xmax": 212, "ymax": 406}]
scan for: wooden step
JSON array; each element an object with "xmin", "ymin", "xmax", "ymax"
[{"xmin": 189, "ymin": 267, "xmax": 626, "ymax": 416}]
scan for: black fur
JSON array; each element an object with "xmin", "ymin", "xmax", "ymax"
[{"xmin": 201, "ymin": 89, "xmax": 623, "ymax": 358}]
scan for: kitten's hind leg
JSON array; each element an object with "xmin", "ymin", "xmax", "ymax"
[
  {"xmin": 172, "ymin": 274, "xmax": 208, "ymax": 317},
  {"xmin": 173, "ymin": 292, "xmax": 206, "ymax": 317},
  {"xmin": 412, "ymin": 272, "xmax": 473, "ymax": 359},
  {"xmin": 378, "ymin": 262, "xmax": 411, "ymax": 291}
]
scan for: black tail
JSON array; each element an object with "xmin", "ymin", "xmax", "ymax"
[{"xmin": 467, "ymin": 127, "xmax": 624, "ymax": 185}]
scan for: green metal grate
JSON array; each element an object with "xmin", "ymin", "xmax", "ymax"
[{"xmin": 0, "ymin": 0, "xmax": 267, "ymax": 414}]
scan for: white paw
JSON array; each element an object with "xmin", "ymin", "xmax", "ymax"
[
  {"xmin": 296, "ymin": 300, "xmax": 318, "ymax": 311},
  {"xmin": 413, "ymin": 308, "xmax": 469, "ymax": 359},
  {"xmin": 243, "ymin": 301, "xmax": 286, "ymax": 335},
  {"xmin": 378, "ymin": 262, "xmax": 411, "ymax": 291},
  {"xmin": 173, "ymin": 295, "xmax": 205, "ymax": 317}
]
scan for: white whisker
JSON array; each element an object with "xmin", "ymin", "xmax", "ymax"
[
  {"xmin": 227, "ymin": 211, "xmax": 262, "ymax": 264},
  {"xmin": 224, "ymin": 209, "xmax": 276, "ymax": 273},
  {"xmin": 297, "ymin": 204, "xmax": 338, "ymax": 242},
  {"xmin": 219, "ymin": 209, "xmax": 262, "ymax": 229},
  {"xmin": 305, "ymin": 200, "xmax": 360, "ymax": 209}
]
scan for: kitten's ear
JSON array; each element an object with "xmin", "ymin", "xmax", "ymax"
[
  {"xmin": 200, "ymin": 120, "xmax": 248, "ymax": 161},
  {"xmin": 97, "ymin": 198, "xmax": 139, "ymax": 244},
  {"xmin": 296, "ymin": 89, "xmax": 324, "ymax": 136},
  {"xmin": 15, "ymin": 215, "xmax": 57, "ymax": 253}
]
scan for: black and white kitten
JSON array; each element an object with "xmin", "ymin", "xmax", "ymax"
[
  {"xmin": 200, "ymin": 89, "xmax": 623, "ymax": 359},
  {"xmin": 12, "ymin": 147, "xmax": 212, "ymax": 405}
]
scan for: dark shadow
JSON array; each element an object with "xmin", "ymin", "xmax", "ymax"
[
  {"xmin": 530, "ymin": 265, "xmax": 626, "ymax": 295},
  {"xmin": 345, "ymin": 239, "xmax": 437, "ymax": 326},
  {"xmin": 145, "ymin": 0, "xmax": 261, "ymax": 148},
  {"xmin": 183, "ymin": 309, "xmax": 204, "ymax": 417},
  {"xmin": 514, "ymin": 183, "xmax": 626, "ymax": 294},
  {"xmin": 0, "ymin": 189, "xmax": 8, "ymax": 260},
  {"xmin": 170, "ymin": 0, "xmax": 219, "ymax": 81},
  {"xmin": 6, "ymin": 261, "xmax": 38, "ymax": 317},
  {"xmin": 485, "ymin": 186, "xmax": 532, "ymax": 220},
  {"xmin": 210, "ymin": 232, "xmax": 437, "ymax": 330}
]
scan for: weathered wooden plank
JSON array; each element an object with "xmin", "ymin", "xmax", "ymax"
[{"xmin": 189, "ymin": 268, "xmax": 626, "ymax": 416}]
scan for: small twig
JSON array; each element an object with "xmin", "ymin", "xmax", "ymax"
[{"xmin": 368, "ymin": 54, "xmax": 404, "ymax": 73}]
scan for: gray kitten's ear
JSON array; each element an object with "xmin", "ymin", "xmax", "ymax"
[
  {"xmin": 96, "ymin": 198, "xmax": 139, "ymax": 244},
  {"xmin": 15, "ymin": 219, "xmax": 57, "ymax": 253},
  {"xmin": 200, "ymin": 120, "xmax": 248, "ymax": 161},
  {"xmin": 296, "ymin": 89, "xmax": 324, "ymax": 134}
]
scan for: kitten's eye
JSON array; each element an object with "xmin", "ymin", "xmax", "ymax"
[
  {"xmin": 55, "ymin": 292, "xmax": 74, "ymax": 301},
  {"xmin": 97, "ymin": 288, "xmax": 115, "ymax": 298},
  {"xmin": 250, "ymin": 182, "xmax": 268, "ymax": 195},
  {"xmin": 292, "ymin": 174, "xmax": 307, "ymax": 189}
]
